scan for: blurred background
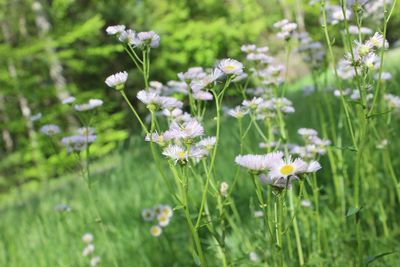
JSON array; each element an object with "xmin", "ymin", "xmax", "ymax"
[{"xmin": 0, "ymin": 0, "xmax": 399, "ymax": 198}]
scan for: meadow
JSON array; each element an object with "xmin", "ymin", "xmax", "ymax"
[{"xmin": 1, "ymin": 0, "xmax": 400, "ymax": 267}]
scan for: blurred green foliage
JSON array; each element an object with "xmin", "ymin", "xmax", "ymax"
[{"xmin": 0, "ymin": 0, "xmax": 399, "ymax": 192}]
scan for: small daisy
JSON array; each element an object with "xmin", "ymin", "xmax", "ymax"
[
  {"xmin": 197, "ymin": 136, "xmax": 216, "ymax": 151},
  {"xmin": 82, "ymin": 244, "xmax": 95, "ymax": 257},
  {"xmin": 90, "ymin": 256, "xmax": 101, "ymax": 267},
  {"xmin": 77, "ymin": 127, "xmax": 95, "ymax": 136},
  {"xmin": 105, "ymin": 71, "xmax": 128, "ymax": 90},
  {"xmin": 74, "ymin": 99, "xmax": 103, "ymax": 111},
  {"xmin": 235, "ymin": 152, "xmax": 283, "ymax": 173},
  {"xmin": 218, "ymin": 58, "xmax": 244, "ymax": 75},
  {"xmin": 157, "ymin": 213, "xmax": 170, "ymax": 227},
  {"xmin": 133, "ymin": 31, "xmax": 160, "ymax": 48},
  {"xmin": 150, "ymin": 225, "xmax": 162, "ymax": 237},
  {"xmin": 62, "ymin": 96, "xmax": 76, "ymax": 104},
  {"xmin": 118, "ymin": 29, "xmax": 136, "ymax": 43},
  {"xmin": 162, "ymin": 205, "xmax": 174, "ymax": 218},
  {"xmin": 106, "ymin": 25, "xmax": 126, "ymax": 35},
  {"xmin": 141, "ymin": 208, "xmax": 155, "ymax": 222},
  {"xmin": 153, "ymin": 204, "xmax": 164, "ymax": 215},
  {"xmin": 40, "ymin": 124, "xmax": 61, "ymax": 136},
  {"xmin": 82, "ymin": 233, "xmax": 94, "ymax": 244},
  {"xmin": 227, "ymin": 106, "xmax": 249, "ymax": 119},
  {"xmin": 267, "ymin": 156, "xmax": 308, "ymax": 180}
]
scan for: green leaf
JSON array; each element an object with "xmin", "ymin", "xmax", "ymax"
[
  {"xmin": 364, "ymin": 251, "xmax": 396, "ymax": 266},
  {"xmin": 346, "ymin": 206, "xmax": 362, "ymax": 217}
]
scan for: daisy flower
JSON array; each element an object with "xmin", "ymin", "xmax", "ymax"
[
  {"xmin": 162, "ymin": 205, "xmax": 174, "ymax": 218},
  {"xmin": 150, "ymin": 225, "xmax": 162, "ymax": 237},
  {"xmin": 40, "ymin": 124, "xmax": 61, "ymax": 136},
  {"xmin": 82, "ymin": 233, "xmax": 94, "ymax": 244},
  {"xmin": 82, "ymin": 244, "xmax": 95, "ymax": 257},
  {"xmin": 235, "ymin": 152, "xmax": 283, "ymax": 173},
  {"xmin": 105, "ymin": 71, "xmax": 128, "ymax": 90},
  {"xmin": 90, "ymin": 256, "xmax": 101, "ymax": 267},
  {"xmin": 162, "ymin": 144, "xmax": 187, "ymax": 163},
  {"xmin": 197, "ymin": 136, "xmax": 216, "ymax": 151},
  {"xmin": 218, "ymin": 58, "xmax": 244, "ymax": 75},
  {"xmin": 133, "ymin": 31, "xmax": 160, "ymax": 48},
  {"xmin": 62, "ymin": 96, "xmax": 76, "ymax": 104},
  {"xmin": 106, "ymin": 25, "xmax": 126, "ymax": 35},
  {"xmin": 157, "ymin": 213, "xmax": 170, "ymax": 227},
  {"xmin": 141, "ymin": 208, "xmax": 155, "ymax": 222}
]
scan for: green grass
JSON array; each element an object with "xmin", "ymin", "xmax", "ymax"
[{"xmin": 1, "ymin": 48, "xmax": 400, "ymax": 266}]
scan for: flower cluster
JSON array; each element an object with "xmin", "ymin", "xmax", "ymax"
[
  {"xmin": 273, "ymin": 19, "xmax": 298, "ymax": 41},
  {"xmin": 81, "ymin": 233, "xmax": 101, "ymax": 267},
  {"xmin": 142, "ymin": 204, "xmax": 174, "ymax": 237},
  {"xmin": 337, "ymin": 33, "xmax": 388, "ymax": 80},
  {"xmin": 290, "ymin": 128, "xmax": 331, "ymax": 159},
  {"xmin": 61, "ymin": 128, "xmax": 97, "ymax": 153},
  {"xmin": 106, "ymin": 25, "xmax": 160, "ymax": 49},
  {"xmin": 235, "ymin": 151, "xmax": 321, "ymax": 188}
]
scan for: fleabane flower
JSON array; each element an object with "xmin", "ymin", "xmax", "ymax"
[
  {"xmin": 157, "ymin": 213, "xmax": 170, "ymax": 227},
  {"xmin": 267, "ymin": 156, "xmax": 308, "ymax": 179},
  {"xmin": 235, "ymin": 152, "xmax": 283, "ymax": 173},
  {"xmin": 218, "ymin": 58, "xmax": 244, "ymax": 76},
  {"xmin": 106, "ymin": 25, "xmax": 126, "ymax": 35},
  {"xmin": 105, "ymin": 71, "xmax": 128, "ymax": 90},
  {"xmin": 40, "ymin": 124, "xmax": 61, "ymax": 136},
  {"xmin": 133, "ymin": 31, "xmax": 160, "ymax": 48},
  {"xmin": 162, "ymin": 144, "xmax": 188, "ymax": 164},
  {"xmin": 74, "ymin": 99, "xmax": 103, "ymax": 111},
  {"xmin": 366, "ymin": 32, "xmax": 388, "ymax": 49},
  {"xmin": 150, "ymin": 225, "xmax": 162, "ymax": 237},
  {"xmin": 82, "ymin": 233, "xmax": 94, "ymax": 244},
  {"xmin": 197, "ymin": 136, "xmax": 216, "ymax": 151},
  {"xmin": 141, "ymin": 208, "xmax": 155, "ymax": 222},
  {"xmin": 227, "ymin": 106, "xmax": 249, "ymax": 119}
]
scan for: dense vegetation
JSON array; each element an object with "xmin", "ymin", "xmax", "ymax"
[{"xmin": 1, "ymin": 0, "xmax": 400, "ymax": 266}]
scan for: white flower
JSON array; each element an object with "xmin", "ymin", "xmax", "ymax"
[
  {"xmin": 141, "ymin": 208, "xmax": 155, "ymax": 221},
  {"xmin": 82, "ymin": 244, "xmax": 95, "ymax": 257},
  {"xmin": 235, "ymin": 152, "xmax": 283, "ymax": 172},
  {"xmin": 375, "ymin": 72, "xmax": 392, "ymax": 81},
  {"xmin": 274, "ymin": 19, "xmax": 289, "ymax": 28},
  {"xmin": 133, "ymin": 31, "xmax": 160, "ymax": 48},
  {"xmin": 162, "ymin": 144, "xmax": 187, "ymax": 163},
  {"xmin": 227, "ymin": 106, "xmax": 249, "ymax": 119},
  {"xmin": 164, "ymin": 120, "xmax": 204, "ymax": 141},
  {"xmin": 307, "ymin": 161, "xmax": 321, "ymax": 172},
  {"xmin": 218, "ymin": 58, "xmax": 244, "ymax": 75},
  {"xmin": 62, "ymin": 96, "xmax": 76, "ymax": 104},
  {"xmin": 267, "ymin": 156, "xmax": 308, "ymax": 179},
  {"xmin": 61, "ymin": 135, "xmax": 96, "ymax": 152},
  {"xmin": 157, "ymin": 213, "xmax": 170, "ymax": 227},
  {"xmin": 40, "ymin": 124, "xmax": 61, "ymax": 136},
  {"xmin": 197, "ymin": 136, "xmax": 216, "ymax": 150},
  {"xmin": 254, "ymin": 210, "xmax": 264, "ymax": 218},
  {"xmin": 162, "ymin": 205, "xmax": 174, "ymax": 218},
  {"xmin": 301, "ymin": 199, "xmax": 312, "ymax": 207},
  {"xmin": 298, "ymin": 128, "xmax": 318, "ymax": 137},
  {"xmin": 82, "ymin": 233, "xmax": 94, "ymax": 244},
  {"xmin": 118, "ymin": 29, "xmax": 136, "ymax": 43},
  {"xmin": 77, "ymin": 127, "xmax": 95, "ymax": 136},
  {"xmin": 74, "ymin": 99, "xmax": 103, "ymax": 111},
  {"xmin": 105, "ymin": 71, "xmax": 128, "ymax": 89},
  {"xmin": 30, "ymin": 112, "xmax": 42, "ymax": 122},
  {"xmin": 106, "ymin": 25, "xmax": 126, "ymax": 35},
  {"xmin": 219, "ymin": 181, "xmax": 229, "ymax": 197},
  {"xmin": 241, "ymin": 44, "xmax": 257, "ymax": 53},
  {"xmin": 366, "ymin": 32, "xmax": 388, "ymax": 49},
  {"xmin": 249, "ymin": 252, "xmax": 260, "ymax": 262},
  {"xmin": 90, "ymin": 256, "xmax": 101, "ymax": 267},
  {"xmin": 150, "ymin": 225, "xmax": 162, "ymax": 237}
]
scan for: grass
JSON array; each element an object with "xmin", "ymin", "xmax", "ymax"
[{"xmin": 2, "ymin": 47, "xmax": 400, "ymax": 266}]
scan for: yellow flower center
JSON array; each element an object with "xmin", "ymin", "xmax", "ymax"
[
  {"xmin": 151, "ymin": 227, "xmax": 160, "ymax": 235},
  {"xmin": 224, "ymin": 65, "xmax": 236, "ymax": 71},
  {"xmin": 177, "ymin": 151, "xmax": 186, "ymax": 159},
  {"xmin": 280, "ymin": 164, "xmax": 294, "ymax": 175}
]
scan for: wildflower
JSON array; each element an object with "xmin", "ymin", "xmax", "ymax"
[
  {"xmin": 301, "ymin": 199, "xmax": 312, "ymax": 208},
  {"xmin": 30, "ymin": 112, "xmax": 42, "ymax": 122},
  {"xmin": 90, "ymin": 256, "xmax": 101, "ymax": 267},
  {"xmin": 105, "ymin": 71, "xmax": 128, "ymax": 90},
  {"xmin": 220, "ymin": 181, "xmax": 229, "ymax": 197},
  {"xmin": 77, "ymin": 127, "xmax": 95, "ymax": 136},
  {"xmin": 242, "ymin": 97, "xmax": 264, "ymax": 110},
  {"xmin": 197, "ymin": 136, "xmax": 216, "ymax": 151},
  {"xmin": 157, "ymin": 213, "xmax": 170, "ymax": 227},
  {"xmin": 241, "ymin": 44, "xmax": 257, "ymax": 53},
  {"xmin": 162, "ymin": 205, "xmax": 174, "ymax": 218},
  {"xmin": 133, "ymin": 31, "xmax": 160, "ymax": 48},
  {"xmin": 178, "ymin": 67, "xmax": 206, "ymax": 82},
  {"xmin": 375, "ymin": 72, "xmax": 392, "ymax": 81},
  {"xmin": 82, "ymin": 244, "xmax": 95, "ymax": 257},
  {"xmin": 298, "ymin": 128, "xmax": 318, "ymax": 138},
  {"xmin": 40, "ymin": 124, "xmax": 61, "ymax": 136},
  {"xmin": 106, "ymin": 25, "xmax": 126, "ymax": 35},
  {"xmin": 366, "ymin": 32, "xmax": 388, "ymax": 49},
  {"xmin": 162, "ymin": 144, "xmax": 187, "ymax": 163},
  {"xmin": 74, "ymin": 99, "xmax": 103, "ymax": 111},
  {"xmin": 82, "ymin": 233, "xmax": 94, "ymax": 244},
  {"xmin": 142, "ymin": 208, "xmax": 155, "ymax": 222},
  {"xmin": 61, "ymin": 135, "xmax": 96, "ymax": 152},
  {"xmin": 150, "ymin": 225, "xmax": 162, "ymax": 237},
  {"xmin": 227, "ymin": 106, "xmax": 249, "ymax": 119},
  {"xmin": 164, "ymin": 120, "xmax": 204, "ymax": 141},
  {"xmin": 62, "ymin": 96, "xmax": 76, "ymax": 104},
  {"xmin": 218, "ymin": 58, "xmax": 244, "ymax": 76},
  {"xmin": 235, "ymin": 152, "xmax": 283, "ymax": 173},
  {"xmin": 118, "ymin": 29, "xmax": 136, "ymax": 43},
  {"xmin": 249, "ymin": 252, "xmax": 260, "ymax": 262},
  {"xmin": 267, "ymin": 156, "xmax": 308, "ymax": 179}
]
